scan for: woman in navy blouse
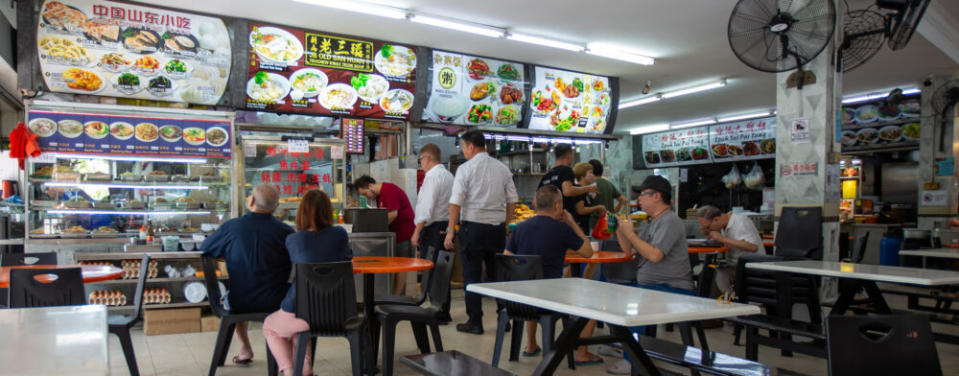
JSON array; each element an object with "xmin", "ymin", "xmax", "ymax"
[{"xmin": 262, "ymin": 189, "xmax": 352, "ymax": 376}]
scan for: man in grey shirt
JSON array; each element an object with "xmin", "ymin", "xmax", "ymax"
[{"xmin": 614, "ymin": 175, "xmax": 693, "ymax": 291}]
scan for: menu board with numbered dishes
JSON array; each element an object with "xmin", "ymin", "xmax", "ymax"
[
  {"xmin": 527, "ymin": 66, "xmax": 612, "ymax": 134},
  {"xmin": 246, "ymin": 23, "xmax": 417, "ymax": 120},
  {"xmin": 341, "ymin": 118, "xmax": 364, "ymax": 154},
  {"xmin": 707, "ymin": 117, "xmax": 776, "ymax": 162},
  {"xmin": 421, "ymin": 50, "xmax": 527, "ymax": 127},
  {"xmin": 36, "ymin": 0, "xmax": 231, "ymax": 105},
  {"xmin": 641, "ymin": 128, "xmax": 712, "ymax": 168},
  {"xmin": 27, "ymin": 110, "xmax": 231, "ymax": 159}
]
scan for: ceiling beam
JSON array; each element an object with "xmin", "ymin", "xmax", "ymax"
[{"xmin": 917, "ymin": 1, "xmax": 959, "ymax": 65}]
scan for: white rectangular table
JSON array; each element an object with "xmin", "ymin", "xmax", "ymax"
[
  {"xmin": 747, "ymin": 260, "xmax": 959, "ymax": 315},
  {"xmin": 899, "ymin": 248, "xmax": 959, "ymax": 268},
  {"xmin": 468, "ymin": 278, "xmax": 759, "ymax": 376},
  {"xmin": 0, "ymin": 305, "xmax": 109, "ymax": 375}
]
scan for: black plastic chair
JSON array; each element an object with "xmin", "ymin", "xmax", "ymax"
[
  {"xmin": 374, "ymin": 246, "xmax": 439, "ymax": 307},
  {"xmin": 826, "ymin": 313, "xmax": 942, "ymax": 376},
  {"xmin": 775, "ymin": 207, "xmax": 823, "ymax": 260},
  {"xmin": 850, "ymin": 232, "xmax": 870, "ymax": 263},
  {"xmin": 292, "ymin": 261, "xmax": 368, "ymax": 376},
  {"xmin": 491, "ymin": 254, "xmax": 574, "ymax": 369},
  {"xmin": 8, "ymin": 267, "xmax": 84, "ymax": 307},
  {"xmin": 109, "ymin": 254, "xmax": 149, "ymax": 376},
  {"xmin": 200, "ymin": 256, "xmax": 277, "ymax": 376},
  {"xmin": 372, "ymin": 250, "xmax": 453, "ymax": 376},
  {"xmin": 0, "ymin": 252, "xmax": 58, "ymax": 266}
]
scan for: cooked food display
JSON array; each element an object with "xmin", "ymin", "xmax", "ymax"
[
  {"xmin": 164, "ymin": 59, "xmax": 188, "ymax": 75},
  {"xmin": 42, "ymin": 1, "xmax": 86, "ymax": 30},
  {"xmin": 159, "ymin": 125, "xmax": 182, "ymax": 142},
  {"xmin": 148, "ymin": 76, "xmax": 172, "ymax": 95},
  {"xmin": 319, "ymin": 84, "xmax": 358, "ymax": 110},
  {"xmin": 760, "ymin": 139, "xmax": 776, "ymax": 154},
  {"xmin": 93, "ymin": 226, "xmax": 117, "ymax": 233},
  {"xmin": 497, "ymin": 64, "xmax": 520, "ymax": 81},
  {"xmin": 84, "ymin": 120, "xmax": 109, "ymax": 139},
  {"xmin": 591, "ymin": 79, "xmax": 607, "ymax": 93},
  {"xmin": 742, "ymin": 141, "xmax": 760, "ymax": 156},
  {"xmin": 134, "ymin": 122, "xmax": 159, "ymax": 142},
  {"xmin": 555, "ymin": 77, "xmax": 583, "ymax": 99},
  {"xmin": 58, "ymin": 120, "xmax": 82, "ymax": 138},
  {"xmin": 61, "ymin": 68, "xmax": 102, "ymax": 91},
  {"xmin": 467, "ymin": 104, "xmax": 492, "ymax": 124},
  {"xmin": 856, "ymin": 128, "xmax": 879, "ymax": 144},
  {"xmin": 428, "ymin": 96, "xmax": 470, "ymax": 122},
  {"xmin": 842, "ymin": 108, "xmax": 856, "ymax": 124},
  {"xmin": 39, "ymin": 36, "xmax": 92, "ymax": 65},
  {"xmin": 289, "ymin": 69, "xmax": 328, "ymax": 97},
  {"xmin": 122, "ymin": 28, "xmax": 161, "ymax": 52},
  {"xmin": 248, "ymin": 71, "xmax": 290, "ymax": 103},
  {"xmin": 659, "ymin": 150, "xmax": 675, "ymax": 163},
  {"xmin": 549, "ymin": 109, "xmax": 582, "ymax": 132},
  {"xmin": 135, "ymin": 56, "xmax": 160, "ymax": 72},
  {"xmin": 500, "ymin": 84, "xmax": 523, "ymax": 104},
  {"xmin": 466, "ymin": 58, "xmax": 490, "ymax": 80},
  {"xmin": 691, "ymin": 147, "xmax": 709, "ymax": 160},
  {"xmin": 675, "ymin": 148, "xmax": 692, "ymax": 162},
  {"xmin": 532, "ymin": 90, "xmax": 560, "ymax": 113},
  {"xmin": 250, "ymin": 27, "xmax": 304, "ymax": 65},
  {"xmin": 374, "ymin": 45, "xmax": 416, "ymax": 77},
  {"xmin": 183, "ymin": 127, "xmax": 206, "ymax": 145},
  {"xmin": 162, "ymin": 32, "xmax": 197, "ymax": 53},
  {"xmin": 469, "ymin": 82, "xmax": 495, "ymax": 101},
  {"xmin": 840, "ymin": 131, "xmax": 858, "ymax": 146},
  {"xmin": 109, "ymin": 122, "xmax": 134, "ymax": 140},
  {"xmin": 712, "ymin": 144, "xmax": 728, "ymax": 158},
  {"xmin": 148, "ymin": 170, "xmax": 167, "ymax": 176},
  {"xmin": 116, "ymin": 73, "xmax": 141, "ymax": 93},
  {"xmin": 100, "ymin": 53, "xmax": 132, "ymax": 69},
  {"xmin": 380, "ymin": 90, "xmax": 414, "ymax": 113},
  {"xmin": 62, "ymin": 225, "xmax": 88, "ymax": 233},
  {"xmin": 902, "ymin": 122, "xmax": 920, "ymax": 139},
  {"xmin": 878, "ymin": 125, "xmax": 902, "ymax": 142},
  {"xmin": 645, "ymin": 152, "xmax": 661, "ymax": 164},
  {"xmin": 727, "ymin": 144, "xmax": 743, "ymax": 156},
  {"xmin": 495, "ymin": 105, "xmax": 520, "ymax": 126},
  {"xmin": 351, "ymin": 74, "xmax": 388, "ymax": 102},
  {"xmin": 855, "ymin": 105, "xmax": 879, "ymax": 123},
  {"xmin": 28, "ymin": 118, "xmax": 57, "ymax": 138},
  {"xmin": 900, "ymin": 99, "xmax": 920, "ymax": 117},
  {"xmin": 206, "ymin": 127, "xmax": 228, "ymax": 147},
  {"xmin": 83, "ymin": 18, "xmax": 119, "ymax": 43}
]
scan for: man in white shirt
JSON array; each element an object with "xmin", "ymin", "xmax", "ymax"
[
  {"xmin": 411, "ymin": 143, "xmax": 454, "ymax": 322},
  {"xmin": 445, "ymin": 130, "xmax": 518, "ymax": 335},
  {"xmin": 695, "ymin": 205, "xmax": 765, "ymax": 294}
]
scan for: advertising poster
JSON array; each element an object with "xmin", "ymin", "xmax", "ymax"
[
  {"xmin": 708, "ymin": 117, "xmax": 776, "ymax": 162},
  {"xmin": 36, "ymin": 0, "xmax": 232, "ymax": 105},
  {"xmin": 527, "ymin": 66, "xmax": 611, "ymax": 134},
  {"xmin": 421, "ymin": 50, "xmax": 527, "ymax": 127},
  {"xmin": 641, "ymin": 128, "xmax": 712, "ymax": 168},
  {"xmin": 27, "ymin": 110, "xmax": 232, "ymax": 159},
  {"xmin": 246, "ymin": 22, "xmax": 416, "ymax": 120},
  {"xmin": 839, "ymin": 97, "xmax": 920, "ymax": 150}
]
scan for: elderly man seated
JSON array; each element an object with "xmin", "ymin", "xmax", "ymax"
[
  {"xmin": 504, "ymin": 185, "xmax": 595, "ymax": 364},
  {"xmin": 201, "ymin": 184, "xmax": 295, "ymax": 365}
]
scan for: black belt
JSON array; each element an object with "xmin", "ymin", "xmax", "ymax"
[{"xmin": 461, "ymin": 221, "xmax": 505, "ymax": 228}]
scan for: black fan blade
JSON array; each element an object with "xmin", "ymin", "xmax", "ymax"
[
  {"xmin": 727, "ymin": 0, "xmax": 837, "ymax": 73},
  {"xmin": 888, "ymin": 0, "xmax": 930, "ymax": 50}
]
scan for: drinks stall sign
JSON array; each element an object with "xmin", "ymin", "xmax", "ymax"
[
  {"xmin": 27, "ymin": 110, "xmax": 232, "ymax": 159},
  {"xmin": 641, "ymin": 128, "xmax": 712, "ymax": 168},
  {"xmin": 421, "ymin": 50, "xmax": 527, "ymax": 127},
  {"xmin": 527, "ymin": 66, "xmax": 612, "ymax": 134},
  {"xmin": 246, "ymin": 22, "xmax": 417, "ymax": 120},
  {"xmin": 707, "ymin": 117, "xmax": 776, "ymax": 162},
  {"xmin": 36, "ymin": 0, "xmax": 232, "ymax": 105}
]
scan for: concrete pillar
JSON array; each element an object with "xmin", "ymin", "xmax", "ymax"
[
  {"xmin": 917, "ymin": 76, "xmax": 959, "ymax": 231},
  {"xmin": 774, "ymin": 6, "xmax": 843, "ymax": 302}
]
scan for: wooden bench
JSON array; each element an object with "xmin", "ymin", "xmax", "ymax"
[
  {"xmin": 401, "ymin": 350, "xmax": 515, "ymax": 376},
  {"xmin": 639, "ymin": 335, "xmax": 808, "ymax": 376}
]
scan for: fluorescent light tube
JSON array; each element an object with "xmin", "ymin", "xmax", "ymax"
[
  {"xmin": 671, "ymin": 119, "xmax": 716, "ymax": 129},
  {"xmin": 619, "ymin": 95, "xmax": 662, "ymax": 109},
  {"xmin": 718, "ymin": 111, "xmax": 774, "ymax": 123},
  {"xmin": 410, "ymin": 15, "xmax": 504, "ymax": 38},
  {"xmin": 507, "ymin": 33, "xmax": 584, "ymax": 52},
  {"xmin": 842, "ymin": 86, "xmax": 920, "ymax": 104},
  {"xmin": 586, "ymin": 43, "xmax": 654, "ymax": 65},
  {"xmin": 901, "ymin": 88, "xmax": 921, "ymax": 95},
  {"xmin": 661, "ymin": 80, "xmax": 727, "ymax": 99},
  {"xmin": 292, "ymin": 0, "xmax": 408, "ymax": 19},
  {"xmin": 629, "ymin": 124, "xmax": 670, "ymax": 135}
]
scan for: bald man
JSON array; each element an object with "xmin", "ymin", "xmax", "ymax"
[{"xmin": 201, "ymin": 184, "xmax": 295, "ymax": 365}]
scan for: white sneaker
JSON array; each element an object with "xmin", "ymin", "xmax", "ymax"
[
  {"xmin": 597, "ymin": 344, "xmax": 624, "ymax": 358},
  {"xmin": 606, "ymin": 358, "xmax": 631, "ymax": 375}
]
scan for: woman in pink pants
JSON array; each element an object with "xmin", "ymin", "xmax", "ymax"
[{"xmin": 263, "ymin": 190, "xmax": 353, "ymax": 376}]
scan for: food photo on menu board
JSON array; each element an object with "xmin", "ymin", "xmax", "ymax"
[
  {"xmin": 36, "ymin": 0, "xmax": 232, "ymax": 105},
  {"xmin": 421, "ymin": 50, "xmax": 527, "ymax": 127},
  {"xmin": 527, "ymin": 67, "xmax": 612, "ymax": 134},
  {"xmin": 641, "ymin": 128, "xmax": 712, "ymax": 168},
  {"xmin": 27, "ymin": 110, "xmax": 232, "ymax": 159},
  {"xmin": 707, "ymin": 117, "xmax": 776, "ymax": 162},
  {"xmin": 246, "ymin": 23, "xmax": 417, "ymax": 120}
]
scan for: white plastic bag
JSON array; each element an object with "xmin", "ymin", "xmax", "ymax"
[
  {"xmin": 722, "ymin": 165, "xmax": 742, "ymax": 189},
  {"xmin": 744, "ymin": 163, "xmax": 765, "ymax": 190}
]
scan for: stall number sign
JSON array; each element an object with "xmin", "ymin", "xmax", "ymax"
[
  {"xmin": 262, "ymin": 146, "xmax": 332, "ymax": 195},
  {"xmin": 780, "ymin": 162, "xmax": 819, "ymax": 178},
  {"xmin": 305, "ymin": 34, "xmax": 373, "ymax": 72}
]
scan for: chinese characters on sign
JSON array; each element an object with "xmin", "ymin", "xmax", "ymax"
[
  {"xmin": 259, "ymin": 146, "xmax": 332, "ymax": 197},
  {"xmin": 641, "ymin": 127, "xmax": 712, "ymax": 167},
  {"xmin": 422, "ymin": 50, "xmax": 528, "ymax": 128},
  {"xmin": 780, "ymin": 162, "xmax": 819, "ymax": 178},
  {"xmin": 341, "ymin": 118, "xmax": 364, "ymax": 154},
  {"xmin": 640, "ymin": 117, "xmax": 777, "ymax": 168},
  {"xmin": 305, "ymin": 33, "xmax": 373, "ymax": 72}
]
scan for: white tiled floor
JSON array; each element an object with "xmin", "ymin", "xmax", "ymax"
[{"xmin": 109, "ymin": 289, "xmax": 959, "ymax": 376}]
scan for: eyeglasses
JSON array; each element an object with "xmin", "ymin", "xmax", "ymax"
[{"xmin": 639, "ymin": 190, "xmax": 657, "ymax": 197}]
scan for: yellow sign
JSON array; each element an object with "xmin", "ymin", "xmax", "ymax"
[
  {"xmin": 304, "ymin": 33, "xmax": 373, "ymax": 72},
  {"xmin": 438, "ymin": 67, "xmax": 456, "ymax": 89}
]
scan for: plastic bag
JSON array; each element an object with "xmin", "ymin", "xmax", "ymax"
[
  {"xmin": 743, "ymin": 163, "xmax": 765, "ymax": 190},
  {"xmin": 722, "ymin": 165, "xmax": 742, "ymax": 189},
  {"xmin": 591, "ymin": 214, "xmax": 612, "ymax": 240}
]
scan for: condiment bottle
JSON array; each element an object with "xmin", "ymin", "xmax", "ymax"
[{"xmin": 139, "ymin": 224, "xmax": 147, "ymax": 240}]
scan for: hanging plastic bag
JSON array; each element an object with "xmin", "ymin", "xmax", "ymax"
[
  {"xmin": 744, "ymin": 163, "xmax": 766, "ymax": 190},
  {"xmin": 591, "ymin": 214, "xmax": 612, "ymax": 240},
  {"xmin": 722, "ymin": 165, "xmax": 742, "ymax": 189}
]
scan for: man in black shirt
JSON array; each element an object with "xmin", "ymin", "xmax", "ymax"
[{"xmin": 538, "ymin": 144, "xmax": 598, "ymax": 212}]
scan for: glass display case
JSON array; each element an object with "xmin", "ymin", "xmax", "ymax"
[{"xmin": 236, "ymin": 134, "xmax": 346, "ymax": 225}]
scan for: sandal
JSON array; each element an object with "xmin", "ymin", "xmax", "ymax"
[
  {"xmin": 232, "ymin": 354, "xmax": 253, "ymax": 366},
  {"xmin": 574, "ymin": 353, "xmax": 603, "ymax": 366},
  {"xmin": 521, "ymin": 347, "xmax": 541, "ymax": 357}
]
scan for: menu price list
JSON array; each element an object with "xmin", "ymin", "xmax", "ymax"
[{"xmin": 341, "ymin": 118, "xmax": 364, "ymax": 154}]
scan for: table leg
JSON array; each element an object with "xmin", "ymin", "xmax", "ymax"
[
  {"xmin": 830, "ymin": 279, "xmax": 891, "ymax": 315},
  {"xmin": 531, "ymin": 317, "xmax": 589, "ymax": 376},
  {"xmin": 611, "ymin": 325, "xmax": 661, "ymax": 376},
  {"xmin": 363, "ymin": 274, "xmax": 377, "ymax": 375}
]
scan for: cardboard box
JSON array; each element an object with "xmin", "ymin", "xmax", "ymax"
[
  {"xmin": 201, "ymin": 314, "xmax": 221, "ymax": 332},
  {"xmin": 144, "ymin": 308, "xmax": 201, "ymax": 336}
]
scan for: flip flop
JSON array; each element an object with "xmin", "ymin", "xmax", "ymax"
[
  {"xmin": 521, "ymin": 347, "xmax": 541, "ymax": 357},
  {"xmin": 574, "ymin": 354, "xmax": 603, "ymax": 366},
  {"xmin": 232, "ymin": 355, "xmax": 253, "ymax": 366}
]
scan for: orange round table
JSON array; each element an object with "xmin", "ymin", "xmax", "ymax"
[
  {"xmin": 688, "ymin": 246, "xmax": 729, "ymax": 254},
  {"xmin": 0, "ymin": 264, "xmax": 122, "ymax": 288},
  {"xmin": 565, "ymin": 251, "xmax": 634, "ymax": 264},
  {"xmin": 762, "ymin": 234, "xmax": 774, "ymax": 240}
]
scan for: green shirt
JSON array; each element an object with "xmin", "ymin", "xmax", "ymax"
[{"xmin": 589, "ymin": 178, "xmax": 622, "ymax": 229}]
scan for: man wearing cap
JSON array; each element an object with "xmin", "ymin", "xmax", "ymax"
[
  {"xmin": 445, "ymin": 130, "xmax": 518, "ymax": 335},
  {"xmin": 606, "ymin": 175, "xmax": 694, "ymax": 374}
]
